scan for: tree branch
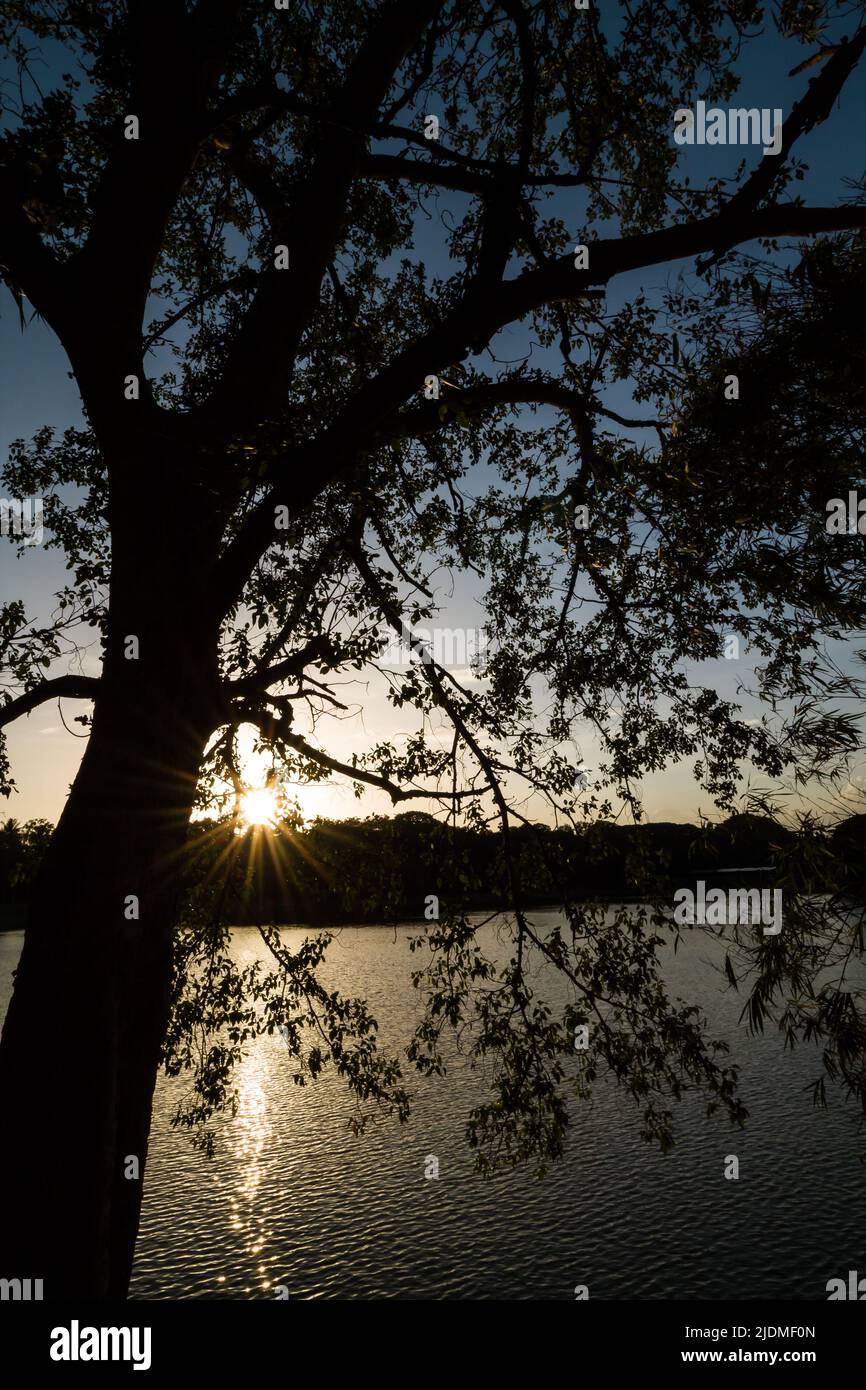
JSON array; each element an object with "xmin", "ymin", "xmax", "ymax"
[
  {"xmin": 360, "ymin": 151, "xmax": 592, "ymax": 191},
  {"xmin": 194, "ymin": 0, "xmax": 447, "ymax": 436},
  {"xmin": 0, "ymin": 168, "xmax": 69, "ymax": 333},
  {"xmin": 207, "ymin": 198, "xmax": 866, "ymax": 621},
  {"xmin": 71, "ymin": 1, "xmax": 237, "ymax": 340},
  {"xmin": 235, "ymin": 711, "xmax": 474, "ymax": 806},
  {"xmin": 224, "ymin": 637, "xmax": 334, "ymax": 698},
  {"xmin": 361, "ymin": 151, "xmax": 494, "ymax": 194},
  {"xmin": 0, "ymin": 676, "xmax": 100, "ymax": 730},
  {"xmin": 699, "ymin": 28, "xmax": 866, "ymax": 266},
  {"xmin": 382, "ymin": 377, "xmax": 597, "ymax": 439}
]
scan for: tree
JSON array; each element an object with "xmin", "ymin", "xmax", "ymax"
[
  {"xmin": 0, "ymin": 816, "xmax": 54, "ymax": 901},
  {"xmin": 2, "ymin": 0, "xmax": 866, "ymax": 1297}
]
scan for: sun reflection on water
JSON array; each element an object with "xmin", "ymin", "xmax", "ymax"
[{"xmin": 225, "ymin": 1047, "xmax": 281, "ymax": 1289}]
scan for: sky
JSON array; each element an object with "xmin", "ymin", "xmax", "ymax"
[{"xmin": 2, "ymin": 9, "xmax": 866, "ymax": 829}]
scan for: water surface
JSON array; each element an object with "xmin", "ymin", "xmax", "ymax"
[{"xmin": 1, "ymin": 913, "xmax": 863, "ymax": 1299}]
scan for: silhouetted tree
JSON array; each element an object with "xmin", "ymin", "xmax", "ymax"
[{"xmin": 2, "ymin": 0, "xmax": 866, "ymax": 1296}]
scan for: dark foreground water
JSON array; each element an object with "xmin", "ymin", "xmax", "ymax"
[{"xmin": 2, "ymin": 912, "xmax": 864, "ymax": 1300}]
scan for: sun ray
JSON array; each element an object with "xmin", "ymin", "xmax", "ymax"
[{"xmin": 239, "ymin": 786, "xmax": 280, "ymax": 829}]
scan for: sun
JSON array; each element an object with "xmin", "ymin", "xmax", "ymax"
[{"xmin": 239, "ymin": 786, "xmax": 280, "ymax": 829}]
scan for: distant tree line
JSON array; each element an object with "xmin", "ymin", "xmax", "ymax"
[
  {"xmin": 0, "ymin": 819, "xmax": 53, "ymax": 907},
  {"xmin": 4, "ymin": 810, "xmax": 864, "ymax": 927}
]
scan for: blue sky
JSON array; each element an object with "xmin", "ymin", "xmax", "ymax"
[{"xmin": 2, "ymin": 10, "xmax": 866, "ymax": 826}]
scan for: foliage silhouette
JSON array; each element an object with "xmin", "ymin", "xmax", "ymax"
[{"xmin": 1, "ymin": 0, "xmax": 866, "ymax": 1295}]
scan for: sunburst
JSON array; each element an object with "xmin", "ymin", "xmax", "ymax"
[{"xmin": 238, "ymin": 786, "xmax": 280, "ymax": 829}]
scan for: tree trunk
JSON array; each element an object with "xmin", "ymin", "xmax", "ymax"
[{"xmin": 0, "ymin": 616, "xmax": 219, "ymax": 1298}]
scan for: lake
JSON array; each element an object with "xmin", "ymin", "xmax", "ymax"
[{"xmin": 1, "ymin": 912, "xmax": 863, "ymax": 1299}]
